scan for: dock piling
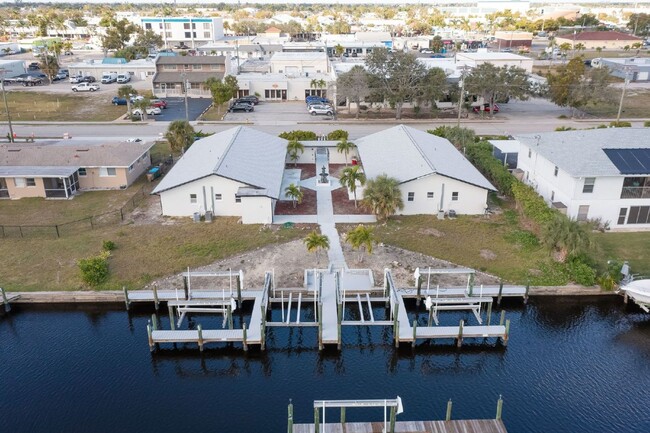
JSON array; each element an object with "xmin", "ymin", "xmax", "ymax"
[
  {"xmin": 393, "ymin": 303, "xmax": 399, "ymax": 348},
  {"xmin": 260, "ymin": 304, "xmax": 267, "ymax": 351},
  {"xmin": 147, "ymin": 323, "xmax": 154, "ymax": 352},
  {"xmin": 497, "ymin": 281, "xmax": 503, "ymax": 306},
  {"xmin": 499, "ymin": 310, "xmax": 506, "ymax": 326},
  {"xmin": 151, "ymin": 313, "xmax": 159, "ymax": 331},
  {"xmin": 389, "ymin": 405, "xmax": 396, "ymax": 433},
  {"xmin": 416, "ymin": 276, "xmax": 422, "ymax": 307},
  {"xmin": 524, "ymin": 282, "xmax": 530, "ymax": 304},
  {"xmin": 153, "ymin": 285, "xmax": 159, "ymax": 311},
  {"xmin": 468, "ymin": 274, "xmax": 475, "ymax": 297},
  {"xmin": 412, "ymin": 320, "xmax": 417, "ymax": 348},
  {"xmin": 496, "ymin": 395, "xmax": 503, "ymax": 420},
  {"xmin": 446, "ymin": 399, "xmax": 453, "ymax": 421},
  {"xmin": 236, "ymin": 273, "xmax": 242, "ymax": 306},
  {"xmin": 337, "ymin": 302, "xmax": 342, "ymax": 350},
  {"xmin": 182, "ymin": 276, "xmax": 189, "ymax": 299},
  {"xmin": 242, "ymin": 324, "xmax": 248, "ymax": 352},
  {"xmin": 123, "ymin": 286, "xmax": 130, "ymax": 311},
  {"xmin": 1, "ymin": 288, "xmax": 10, "ymax": 313},
  {"xmin": 486, "ymin": 302, "xmax": 493, "ymax": 326},
  {"xmin": 340, "ymin": 407, "xmax": 346, "ymax": 425},
  {"xmin": 456, "ymin": 320, "xmax": 464, "ymax": 348},
  {"xmin": 168, "ymin": 304, "xmax": 175, "ymax": 330},
  {"xmin": 503, "ymin": 319, "xmax": 510, "ymax": 346},
  {"xmin": 227, "ymin": 304, "xmax": 234, "ymax": 329},
  {"xmin": 197, "ymin": 324, "xmax": 204, "ymax": 352},
  {"xmin": 287, "ymin": 400, "xmax": 294, "ymax": 433},
  {"xmin": 314, "ymin": 407, "xmax": 320, "ymax": 433},
  {"xmin": 318, "ymin": 303, "xmax": 323, "ymax": 351}
]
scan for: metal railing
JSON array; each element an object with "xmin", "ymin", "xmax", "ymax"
[{"xmin": 620, "ymin": 187, "xmax": 650, "ymax": 199}]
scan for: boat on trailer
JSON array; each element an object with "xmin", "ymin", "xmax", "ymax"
[{"xmin": 620, "ymin": 279, "xmax": 650, "ymax": 312}]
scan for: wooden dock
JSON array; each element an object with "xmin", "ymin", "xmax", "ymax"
[{"xmin": 293, "ymin": 420, "xmax": 508, "ymax": 433}]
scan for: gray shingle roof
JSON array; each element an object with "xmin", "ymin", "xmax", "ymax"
[
  {"xmin": 153, "ymin": 127, "xmax": 288, "ymax": 199},
  {"xmin": 0, "ymin": 141, "xmax": 154, "ymax": 168},
  {"xmin": 355, "ymin": 125, "xmax": 495, "ymax": 190},
  {"xmin": 0, "ymin": 166, "xmax": 79, "ymax": 177},
  {"xmin": 515, "ymin": 129, "xmax": 650, "ymax": 177}
]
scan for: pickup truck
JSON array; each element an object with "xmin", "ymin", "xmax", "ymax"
[{"xmin": 72, "ymin": 82, "xmax": 100, "ymax": 92}]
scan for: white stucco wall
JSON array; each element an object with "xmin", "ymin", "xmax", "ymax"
[
  {"xmin": 397, "ymin": 174, "xmax": 489, "ymax": 215},
  {"xmin": 158, "ymin": 174, "xmax": 248, "ymax": 217},
  {"xmin": 286, "ymin": 146, "xmax": 359, "ymax": 165},
  {"xmin": 518, "ymin": 143, "xmax": 650, "ymax": 230},
  {"xmin": 241, "ymin": 196, "xmax": 274, "ymax": 224}
]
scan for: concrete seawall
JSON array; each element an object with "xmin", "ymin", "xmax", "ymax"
[{"xmin": 9, "ymin": 285, "xmax": 617, "ymax": 304}]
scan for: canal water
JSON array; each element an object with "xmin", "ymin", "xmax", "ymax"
[{"xmin": 1, "ymin": 297, "xmax": 649, "ymax": 433}]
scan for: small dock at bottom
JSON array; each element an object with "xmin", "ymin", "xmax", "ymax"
[{"xmin": 293, "ymin": 419, "xmax": 508, "ymax": 433}]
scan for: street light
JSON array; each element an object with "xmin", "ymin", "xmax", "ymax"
[
  {"xmin": 180, "ymin": 71, "xmax": 189, "ymax": 121},
  {"xmin": 0, "ymin": 68, "xmax": 15, "ymax": 143}
]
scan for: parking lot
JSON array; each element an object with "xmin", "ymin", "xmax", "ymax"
[
  {"xmin": 155, "ymin": 98, "xmax": 212, "ymax": 121},
  {"xmin": 222, "ymin": 101, "xmax": 335, "ymax": 122}
]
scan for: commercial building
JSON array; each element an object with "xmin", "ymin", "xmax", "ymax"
[
  {"xmin": 152, "ymin": 55, "xmax": 229, "ymax": 98},
  {"xmin": 555, "ymin": 31, "xmax": 643, "ymax": 50},
  {"xmin": 140, "ymin": 17, "xmax": 224, "ymax": 49}
]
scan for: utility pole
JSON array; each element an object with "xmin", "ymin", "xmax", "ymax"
[
  {"xmin": 0, "ymin": 69, "xmax": 15, "ymax": 143},
  {"xmin": 457, "ymin": 66, "xmax": 470, "ymax": 127},
  {"xmin": 181, "ymin": 71, "xmax": 189, "ymax": 121},
  {"xmin": 616, "ymin": 65, "xmax": 637, "ymax": 123}
]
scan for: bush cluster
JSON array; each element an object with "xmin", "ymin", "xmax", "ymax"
[
  {"xmin": 327, "ymin": 129, "xmax": 349, "ymax": 140},
  {"xmin": 279, "ymin": 130, "xmax": 318, "ymax": 140},
  {"xmin": 511, "ymin": 182, "xmax": 557, "ymax": 226},
  {"xmin": 78, "ymin": 251, "xmax": 111, "ymax": 286}
]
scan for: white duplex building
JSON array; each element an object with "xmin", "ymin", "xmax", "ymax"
[
  {"xmin": 516, "ymin": 129, "xmax": 650, "ymax": 230},
  {"xmin": 355, "ymin": 125, "xmax": 495, "ymax": 216},
  {"xmin": 152, "ymin": 127, "xmax": 286, "ymax": 224}
]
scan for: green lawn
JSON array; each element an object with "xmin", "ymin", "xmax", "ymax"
[
  {"xmin": 582, "ymin": 89, "xmax": 650, "ymax": 119},
  {"xmin": 370, "ymin": 214, "xmax": 650, "ymax": 285},
  {"xmin": 1, "ymin": 91, "xmax": 126, "ymax": 122},
  {"xmin": 593, "ymin": 232, "xmax": 650, "ymax": 277},
  {"xmin": 0, "ymin": 218, "xmax": 306, "ymax": 291}
]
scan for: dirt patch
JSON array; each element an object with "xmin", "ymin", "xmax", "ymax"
[
  {"xmin": 275, "ymin": 188, "xmax": 317, "ymax": 215},
  {"xmin": 332, "ymin": 187, "xmax": 372, "ymax": 215},
  {"xmin": 417, "ymin": 228, "xmax": 445, "ymax": 237},
  {"xmin": 149, "ymin": 233, "xmax": 501, "ymax": 291},
  {"xmin": 480, "ymin": 249, "xmax": 497, "ymax": 260},
  {"xmin": 328, "ymin": 164, "xmax": 347, "ymax": 178},
  {"xmin": 288, "ymin": 163, "xmax": 316, "ymax": 180}
]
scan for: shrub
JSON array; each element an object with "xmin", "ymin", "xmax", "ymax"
[
  {"xmin": 511, "ymin": 181, "xmax": 557, "ymax": 226},
  {"xmin": 279, "ymin": 130, "xmax": 318, "ymax": 140},
  {"xmin": 555, "ymin": 126, "xmax": 575, "ymax": 131},
  {"xmin": 596, "ymin": 124, "xmax": 608, "ymax": 129},
  {"xmin": 504, "ymin": 229, "xmax": 540, "ymax": 250},
  {"xmin": 327, "ymin": 129, "xmax": 349, "ymax": 140},
  {"xmin": 78, "ymin": 251, "xmax": 110, "ymax": 286},
  {"xmin": 102, "ymin": 240, "xmax": 116, "ymax": 251},
  {"xmin": 558, "ymin": 114, "xmax": 568, "ymax": 119},
  {"xmin": 567, "ymin": 257, "xmax": 597, "ymax": 286},
  {"xmin": 644, "ymin": 121, "xmax": 650, "ymax": 127},
  {"xmin": 464, "ymin": 140, "xmax": 515, "ymax": 196},
  {"xmin": 610, "ymin": 121, "xmax": 632, "ymax": 128}
]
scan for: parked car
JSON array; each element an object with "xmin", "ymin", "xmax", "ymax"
[
  {"xmin": 69, "ymin": 75, "xmax": 83, "ymax": 84},
  {"xmin": 27, "ymin": 62, "xmax": 40, "ymax": 70},
  {"xmin": 472, "ymin": 103, "xmax": 499, "ymax": 113},
  {"xmin": 52, "ymin": 72, "xmax": 68, "ymax": 81},
  {"xmin": 81, "ymin": 76, "xmax": 96, "ymax": 83},
  {"xmin": 229, "ymin": 102, "xmax": 254, "ymax": 112},
  {"xmin": 112, "ymin": 97, "xmax": 128, "ymax": 106},
  {"xmin": 150, "ymin": 99, "xmax": 168, "ymax": 109},
  {"xmin": 305, "ymin": 95, "xmax": 329, "ymax": 104},
  {"xmin": 308, "ymin": 104, "xmax": 334, "ymax": 116},
  {"xmin": 132, "ymin": 107, "xmax": 161, "ymax": 115},
  {"xmin": 71, "ymin": 82, "xmax": 100, "ymax": 92},
  {"xmin": 58, "ymin": 69, "xmax": 69, "ymax": 77},
  {"xmin": 101, "ymin": 72, "xmax": 118, "ymax": 84},
  {"xmin": 116, "ymin": 73, "xmax": 130, "ymax": 84},
  {"xmin": 236, "ymin": 95, "xmax": 259, "ymax": 105}
]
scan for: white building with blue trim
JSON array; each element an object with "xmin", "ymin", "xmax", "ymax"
[{"xmin": 140, "ymin": 17, "xmax": 224, "ymax": 49}]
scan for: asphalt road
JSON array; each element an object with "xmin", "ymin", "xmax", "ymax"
[{"xmin": 5, "ymin": 98, "xmax": 648, "ymax": 140}]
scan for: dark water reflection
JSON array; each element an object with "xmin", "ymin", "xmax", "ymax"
[{"xmin": 1, "ymin": 297, "xmax": 649, "ymax": 433}]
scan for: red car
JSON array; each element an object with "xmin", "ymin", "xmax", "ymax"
[
  {"xmin": 150, "ymin": 99, "xmax": 168, "ymax": 109},
  {"xmin": 473, "ymin": 103, "xmax": 499, "ymax": 113}
]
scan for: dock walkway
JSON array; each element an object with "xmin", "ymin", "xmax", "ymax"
[{"xmin": 293, "ymin": 419, "xmax": 508, "ymax": 433}]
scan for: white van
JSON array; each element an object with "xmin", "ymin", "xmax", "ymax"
[
  {"xmin": 101, "ymin": 72, "xmax": 118, "ymax": 84},
  {"xmin": 116, "ymin": 73, "xmax": 130, "ymax": 84}
]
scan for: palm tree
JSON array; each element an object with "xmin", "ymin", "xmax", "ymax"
[
  {"xmin": 285, "ymin": 183, "xmax": 303, "ymax": 208},
  {"xmin": 117, "ymin": 85, "xmax": 136, "ymax": 117},
  {"xmin": 542, "ymin": 215, "xmax": 592, "ymax": 263},
  {"xmin": 165, "ymin": 120, "xmax": 196, "ymax": 154},
  {"xmin": 346, "ymin": 225, "xmax": 374, "ymax": 263},
  {"xmin": 304, "ymin": 231, "xmax": 330, "ymax": 264},
  {"xmin": 310, "ymin": 78, "xmax": 327, "ymax": 96},
  {"xmin": 336, "ymin": 139, "xmax": 355, "ymax": 165},
  {"xmin": 339, "ymin": 166, "xmax": 366, "ymax": 208},
  {"xmin": 286, "ymin": 140, "xmax": 304, "ymax": 167},
  {"xmin": 361, "ymin": 174, "xmax": 404, "ymax": 221}
]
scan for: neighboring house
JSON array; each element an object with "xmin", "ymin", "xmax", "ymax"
[
  {"xmin": 140, "ymin": 17, "xmax": 224, "ymax": 49},
  {"xmin": 152, "ymin": 55, "xmax": 229, "ymax": 97},
  {"xmin": 494, "ymin": 31, "xmax": 534, "ymax": 49},
  {"xmin": 593, "ymin": 57, "xmax": 650, "ymax": 82},
  {"xmin": 68, "ymin": 58, "xmax": 157, "ymax": 82},
  {"xmin": 355, "ymin": 125, "xmax": 495, "ymax": 215},
  {"xmin": 555, "ymin": 31, "xmax": 643, "ymax": 50},
  {"xmin": 152, "ymin": 127, "xmax": 287, "ymax": 224},
  {"xmin": 0, "ymin": 140, "xmax": 153, "ymax": 200},
  {"xmin": 515, "ymin": 129, "xmax": 650, "ymax": 230}
]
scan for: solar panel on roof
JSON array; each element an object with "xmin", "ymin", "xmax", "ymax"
[{"xmin": 603, "ymin": 148, "xmax": 650, "ymax": 175}]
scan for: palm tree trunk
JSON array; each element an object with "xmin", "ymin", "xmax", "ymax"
[{"xmin": 353, "ymin": 190, "xmax": 357, "ymax": 208}]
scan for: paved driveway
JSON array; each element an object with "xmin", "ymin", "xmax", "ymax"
[{"xmin": 155, "ymin": 98, "xmax": 212, "ymax": 122}]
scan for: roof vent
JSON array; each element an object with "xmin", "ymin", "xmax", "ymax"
[{"xmin": 76, "ymin": 149, "xmax": 89, "ymax": 152}]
